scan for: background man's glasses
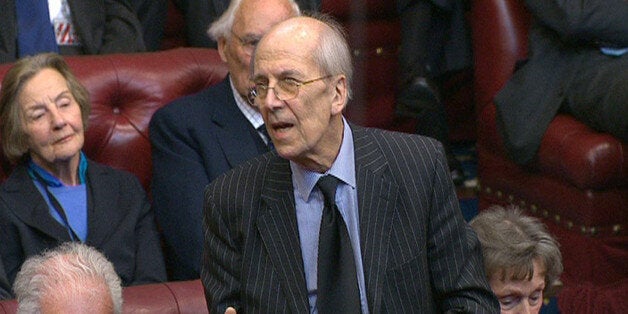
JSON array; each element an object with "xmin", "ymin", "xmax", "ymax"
[
  {"xmin": 249, "ymin": 75, "xmax": 333, "ymax": 104},
  {"xmin": 230, "ymin": 31, "xmax": 259, "ymax": 55}
]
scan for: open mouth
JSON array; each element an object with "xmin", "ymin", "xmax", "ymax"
[{"xmin": 271, "ymin": 122, "xmax": 293, "ymax": 131}]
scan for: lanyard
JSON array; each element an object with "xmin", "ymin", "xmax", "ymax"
[{"xmin": 31, "ymin": 171, "xmax": 80, "ymax": 242}]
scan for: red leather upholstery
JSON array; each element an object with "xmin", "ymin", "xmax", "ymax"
[
  {"xmin": 123, "ymin": 280, "xmax": 208, "ymax": 314},
  {"xmin": 0, "ymin": 48, "xmax": 228, "ymax": 192},
  {"xmin": 0, "ymin": 280, "xmax": 207, "ymax": 314},
  {"xmin": 321, "ymin": 0, "xmax": 416, "ymax": 133},
  {"xmin": 470, "ymin": 0, "xmax": 627, "ymax": 309}
]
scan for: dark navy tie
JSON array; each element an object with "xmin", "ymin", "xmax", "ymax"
[
  {"xmin": 257, "ymin": 124, "xmax": 274, "ymax": 150},
  {"xmin": 16, "ymin": 0, "xmax": 59, "ymax": 57},
  {"xmin": 316, "ymin": 175, "xmax": 361, "ymax": 313}
]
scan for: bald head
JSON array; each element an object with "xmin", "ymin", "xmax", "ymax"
[
  {"xmin": 254, "ymin": 15, "xmax": 353, "ymax": 101},
  {"xmin": 250, "ymin": 15, "xmax": 354, "ymax": 171}
]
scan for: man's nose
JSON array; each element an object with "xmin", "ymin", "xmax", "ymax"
[{"xmin": 262, "ymin": 87, "xmax": 284, "ymax": 110}]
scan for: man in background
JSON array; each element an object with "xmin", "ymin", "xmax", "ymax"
[
  {"xmin": 495, "ymin": 0, "xmax": 628, "ymax": 164},
  {"xmin": 150, "ymin": 0, "xmax": 301, "ymax": 281}
]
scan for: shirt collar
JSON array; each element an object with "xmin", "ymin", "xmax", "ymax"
[
  {"xmin": 291, "ymin": 118, "xmax": 356, "ymax": 201},
  {"xmin": 230, "ymin": 75, "xmax": 265, "ymax": 129},
  {"xmin": 27, "ymin": 151, "xmax": 88, "ymax": 186}
]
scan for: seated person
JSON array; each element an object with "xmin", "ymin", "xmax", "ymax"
[
  {"xmin": 0, "ymin": 0, "xmax": 145, "ymax": 64},
  {"xmin": 495, "ymin": 0, "xmax": 628, "ymax": 165},
  {"xmin": 149, "ymin": 0, "xmax": 301, "ymax": 281},
  {"xmin": 0, "ymin": 53, "xmax": 166, "ymax": 296},
  {"xmin": 13, "ymin": 242, "xmax": 123, "ymax": 313},
  {"xmin": 470, "ymin": 206, "xmax": 563, "ymax": 314}
]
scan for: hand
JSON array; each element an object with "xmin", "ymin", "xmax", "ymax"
[{"xmin": 225, "ymin": 306, "xmax": 237, "ymax": 314}]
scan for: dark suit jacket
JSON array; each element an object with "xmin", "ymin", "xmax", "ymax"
[
  {"xmin": 201, "ymin": 125, "xmax": 499, "ymax": 313},
  {"xmin": 0, "ymin": 257, "xmax": 9, "ymax": 300},
  {"xmin": 0, "ymin": 160, "xmax": 166, "ymax": 296},
  {"xmin": 494, "ymin": 0, "xmax": 628, "ymax": 164},
  {"xmin": 150, "ymin": 77, "xmax": 269, "ymax": 281},
  {"xmin": 0, "ymin": 0, "xmax": 145, "ymax": 63}
]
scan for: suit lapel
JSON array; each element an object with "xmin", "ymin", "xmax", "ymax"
[
  {"xmin": 256, "ymin": 156, "xmax": 309, "ymax": 312},
  {"xmin": 352, "ymin": 126, "xmax": 397, "ymax": 312},
  {"xmin": 84, "ymin": 161, "xmax": 121, "ymax": 247},
  {"xmin": 211, "ymin": 79, "xmax": 264, "ymax": 168},
  {"xmin": 1, "ymin": 165, "xmax": 70, "ymax": 241}
]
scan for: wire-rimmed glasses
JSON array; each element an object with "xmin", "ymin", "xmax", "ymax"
[{"xmin": 248, "ymin": 75, "xmax": 333, "ymax": 105}]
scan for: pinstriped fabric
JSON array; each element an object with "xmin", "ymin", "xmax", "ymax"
[{"xmin": 201, "ymin": 125, "xmax": 499, "ymax": 313}]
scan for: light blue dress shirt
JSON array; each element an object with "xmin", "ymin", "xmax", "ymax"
[{"xmin": 290, "ymin": 119, "xmax": 369, "ymax": 314}]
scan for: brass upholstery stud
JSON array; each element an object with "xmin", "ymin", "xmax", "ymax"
[
  {"xmin": 496, "ymin": 190, "xmax": 503, "ymax": 199},
  {"xmin": 566, "ymin": 221, "xmax": 573, "ymax": 229},
  {"xmin": 554, "ymin": 215, "xmax": 560, "ymax": 222},
  {"xmin": 613, "ymin": 225, "xmax": 621, "ymax": 234}
]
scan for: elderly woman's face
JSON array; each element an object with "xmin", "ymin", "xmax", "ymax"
[
  {"xmin": 489, "ymin": 258, "xmax": 546, "ymax": 314},
  {"xmin": 19, "ymin": 68, "xmax": 84, "ymax": 168}
]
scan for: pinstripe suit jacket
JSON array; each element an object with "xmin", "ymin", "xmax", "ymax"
[{"xmin": 201, "ymin": 124, "xmax": 498, "ymax": 313}]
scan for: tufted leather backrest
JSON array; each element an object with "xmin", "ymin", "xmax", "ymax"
[
  {"xmin": 0, "ymin": 48, "xmax": 228, "ymax": 192},
  {"xmin": 470, "ymin": 0, "xmax": 531, "ymax": 115}
]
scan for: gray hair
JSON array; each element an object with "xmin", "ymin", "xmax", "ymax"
[
  {"xmin": 0, "ymin": 53, "xmax": 91, "ymax": 164},
  {"xmin": 207, "ymin": 0, "xmax": 301, "ymax": 41},
  {"xmin": 13, "ymin": 242, "xmax": 123, "ymax": 314},
  {"xmin": 469, "ymin": 205, "xmax": 563, "ymax": 298},
  {"xmin": 309, "ymin": 13, "xmax": 354, "ymax": 102}
]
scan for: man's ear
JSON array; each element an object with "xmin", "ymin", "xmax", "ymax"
[
  {"xmin": 217, "ymin": 37, "xmax": 229, "ymax": 63},
  {"xmin": 330, "ymin": 75, "xmax": 347, "ymax": 115}
]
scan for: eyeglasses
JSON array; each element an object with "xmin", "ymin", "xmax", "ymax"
[
  {"xmin": 230, "ymin": 31, "xmax": 260, "ymax": 55},
  {"xmin": 250, "ymin": 75, "xmax": 333, "ymax": 104}
]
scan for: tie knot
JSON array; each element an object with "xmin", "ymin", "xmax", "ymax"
[{"xmin": 316, "ymin": 175, "xmax": 340, "ymax": 206}]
